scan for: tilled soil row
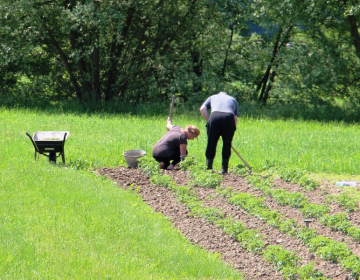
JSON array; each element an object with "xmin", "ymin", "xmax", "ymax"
[
  {"xmin": 98, "ymin": 167, "xmax": 282, "ymax": 279},
  {"xmin": 98, "ymin": 167, "xmax": 355, "ymax": 279},
  {"xmin": 193, "ymin": 183, "xmax": 349, "ymax": 279},
  {"xmin": 271, "ymin": 179, "xmax": 360, "ymax": 229},
  {"xmin": 171, "ymin": 171, "xmax": 352, "ymax": 278},
  {"xmin": 220, "ymin": 175, "xmax": 360, "ymax": 258}
]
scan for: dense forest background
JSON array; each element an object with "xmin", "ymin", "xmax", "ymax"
[{"xmin": 1, "ymin": 0, "xmax": 360, "ymax": 121}]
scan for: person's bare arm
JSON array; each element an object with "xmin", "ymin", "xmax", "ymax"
[
  {"xmin": 199, "ymin": 105, "xmax": 209, "ymax": 121},
  {"xmin": 234, "ymin": 115, "xmax": 237, "ymax": 126},
  {"xmin": 166, "ymin": 117, "xmax": 174, "ymax": 130},
  {"xmin": 180, "ymin": 144, "xmax": 187, "ymax": 156},
  {"xmin": 166, "ymin": 144, "xmax": 187, "ymax": 170}
]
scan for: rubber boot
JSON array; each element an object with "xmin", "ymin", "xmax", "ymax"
[
  {"xmin": 221, "ymin": 158, "xmax": 229, "ymax": 174},
  {"xmin": 206, "ymin": 159, "xmax": 213, "ymax": 170}
]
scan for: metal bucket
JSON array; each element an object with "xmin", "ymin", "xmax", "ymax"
[{"xmin": 123, "ymin": 150, "xmax": 146, "ymax": 168}]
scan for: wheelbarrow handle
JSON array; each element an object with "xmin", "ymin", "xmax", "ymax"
[{"xmin": 26, "ymin": 132, "xmax": 40, "ymax": 153}]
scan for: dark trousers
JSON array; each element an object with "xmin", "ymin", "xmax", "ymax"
[
  {"xmin": 153, "ymin": 149, "xmax": 188, "ymax": 168},
  {"xmin": 206, "ymin": 112, "xmax": 236, "ymax": 160}
]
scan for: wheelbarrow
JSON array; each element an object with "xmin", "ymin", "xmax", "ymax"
[{"xmin": 26, "ymin": 131, "xmax": 70, "ymax": 164}]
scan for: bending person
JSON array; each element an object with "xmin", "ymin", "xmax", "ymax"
[
  {"xmin": 200, "ymin": 91, "xmax": 239, "ymax": 174},
  {"xmin": 152, "ymin": 117, "xmax": 200, "ymax": 170}
]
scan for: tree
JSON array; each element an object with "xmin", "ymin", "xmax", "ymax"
[{"xmin": 0, "ymin": 0, "xmax": 226, "ymax": 103}]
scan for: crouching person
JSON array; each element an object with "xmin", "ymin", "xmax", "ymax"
[{"xmin": 152, "ymin": 117, "xmax": 200, "ymax": 170}]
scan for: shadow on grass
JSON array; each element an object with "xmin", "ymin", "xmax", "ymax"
[{"xmin": 2, "ymin": 96, "xmax": 360, "ymax": 123}]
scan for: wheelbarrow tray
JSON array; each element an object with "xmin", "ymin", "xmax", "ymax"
[
  {"xmin": 34, "ymin": 140, "xmax": 65, "ymax": 153},
  {"xmin": 32, "ymin": 131, "xmax": 69, "ymax": 153}
]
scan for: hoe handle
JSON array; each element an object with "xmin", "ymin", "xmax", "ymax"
[
  {"xmin": 169, "ymin": 95, "xmax": 175, "ymax": 119},
  {"xmin": 231, "ymin": 145, "xmax": 252, "ymax": 172}
]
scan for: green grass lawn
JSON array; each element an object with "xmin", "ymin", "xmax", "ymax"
[
  {"xmin": 1, "ymin": 106, "xmax": 360, "ymax": 278},
  {"xmin": 0, "ymin": 108, "xmax": 241, "ymax": 279}
]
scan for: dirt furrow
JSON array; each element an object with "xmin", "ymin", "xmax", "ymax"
[
  {"xmin": 221, "ymin": 175, "xmax": 360, "ymax": 258},
  {"xmin": 272, "ymin": 179, "xmax": 349, "ymax": 214},
  {"xmin": 194, "ymin": 186, "xmax": 349, "ymax": 280},
  {"xmin": 98, "ymin": 167, "xmax": 282, "ymax": 279},
  {"xmin": 271, "ymin": 179, "xmax": 360, "ymax": 229},
  {"xmin": 98, "ymin": 167, "xmax": 359, "ymax": 279}
]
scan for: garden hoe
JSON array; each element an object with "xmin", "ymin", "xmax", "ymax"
[{"xmin": 231, "ymin": 145, "xmax": 252, "ymax": 174}]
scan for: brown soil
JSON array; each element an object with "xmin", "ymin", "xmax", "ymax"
[{"xmin": 97, "ymin": 166, "xmax": 356, "ymax": 280}]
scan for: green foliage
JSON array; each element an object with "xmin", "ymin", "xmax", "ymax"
[
  {"xmin": 320, "ymin": 213, "xmax": 352, "ymax": 233},
  {"xmin": 307, "ymin": 235, "xmax": 351, "ymax": 263},
  {"xmin": 237, "ymin": 229, "xmax": 265, "ymax": 253},
  {"xmin": 327, "ymin": 193, "xmax": 359, "ymax": 212},
  {"xmin": 315, "ymin": 241, "xmax": 352, "ymax": 263},
  {"xmin": 300, "ymin": 203, "xmax": 330, "ymax": 218},
  {"xmin": 185, "ymin": 197, "xmax": 224, "ymax": 222},
  {"xmin": 340, "ymin": 255, "xmax": 360, "ymax": 279},
  {"xmin": 158, "ymin": 179, "xmax": 225, "ymax": 223},
  {"xmin": 139, "ymin": 157, "xmax": 160, "ymax": 177},
  {"xmin": 197, "ymin": 207, "xmax": 225, "ymax": 222},
  {"xmin": 231, "ymin": 164, "xmax": 250, "ymax": 177},
  {"xmin": 215, "ymin": 217, "xmax": 247, "ymax": 238},
  {"xmin": 278, "ymin": 219, "xmax": 297, "ymax": 236},
  {"xmin": 279, "ymin": 167, "xmax": 307, "ymax": 183},
  {"xmin": 3, "ymin": 0, "xmax": 360, "ymax": 123},
  {"xmin": 228, "ymin": 193, "xmax": 265, "ymax": 211},
  {"xmin": 188, "ymin": 170, "xmax": 222, "ymax": 188},
  {"xmin": 179, "ymin": 156, "xmax": 198, "ymax": 171},
  {"xmin": 278, "ymin": 167, "xmax": 319, "ymax": 190},
  {"xmin": 260, "ymin": 209, "xmax": 283, "ymax": 227},
  {"xmin": 263, "ymin": 245, "xmax": 300, "ymax": 275},
  {"xmin": 297, "ymin": 176, "xmax": 320, "ymax": 191},
  {"xmin": 346, "ymin": 226, "xmax": 360, "ymax": 242},
  {"xmin": 68, "ymin": 158, "xmax": 103, "ymax": 171},
  {"xmin": 150, "ymin": 174, "xmax": 175, "ymax": 188},
  {"xmin": 296, "ymin": 262, "xmax": 327, "ymax": 280},
  {"xmin": 296, "ymin": 228, "xmax": 317, "ymax": 244},
  {"xmin": 247, "ymin": 175, "xmax": 273, "ymax": 193},
  {"xmin": 269, "ymin": 189, "xmax": 307, "ymax": 208},
  {"xmin": 216, "ymin": 186, "xmax": 233, "ymax": 199}
]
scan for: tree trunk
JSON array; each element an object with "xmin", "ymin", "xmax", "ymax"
[
  {"xmin": 105, "ymin": 6, "xmax": 136, "ymax": 101},
  {"xmin": 92, "ymin": 45, "xmax": 101, "ymax": 101},
  {"xmin": 258, "ymin": 28, "xmax": 282, "ymax": 105},
  {"xmin": 190, "ymin": 50, "xmax": 202, "ymax": 93},
  {"xmin": 43, "ymin": 22, "xmax": 83, "ymax": 101},
  {"xmin": 257, "ymin": 25, "xmax": 293, "ymax": 105},
  {"xmin": 348, "ymin": 15, "xmax": 360, "ymax": 58},
  {"xmin": 222, "ymin": 23, "xmax": 234, "ymax": 77}
]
